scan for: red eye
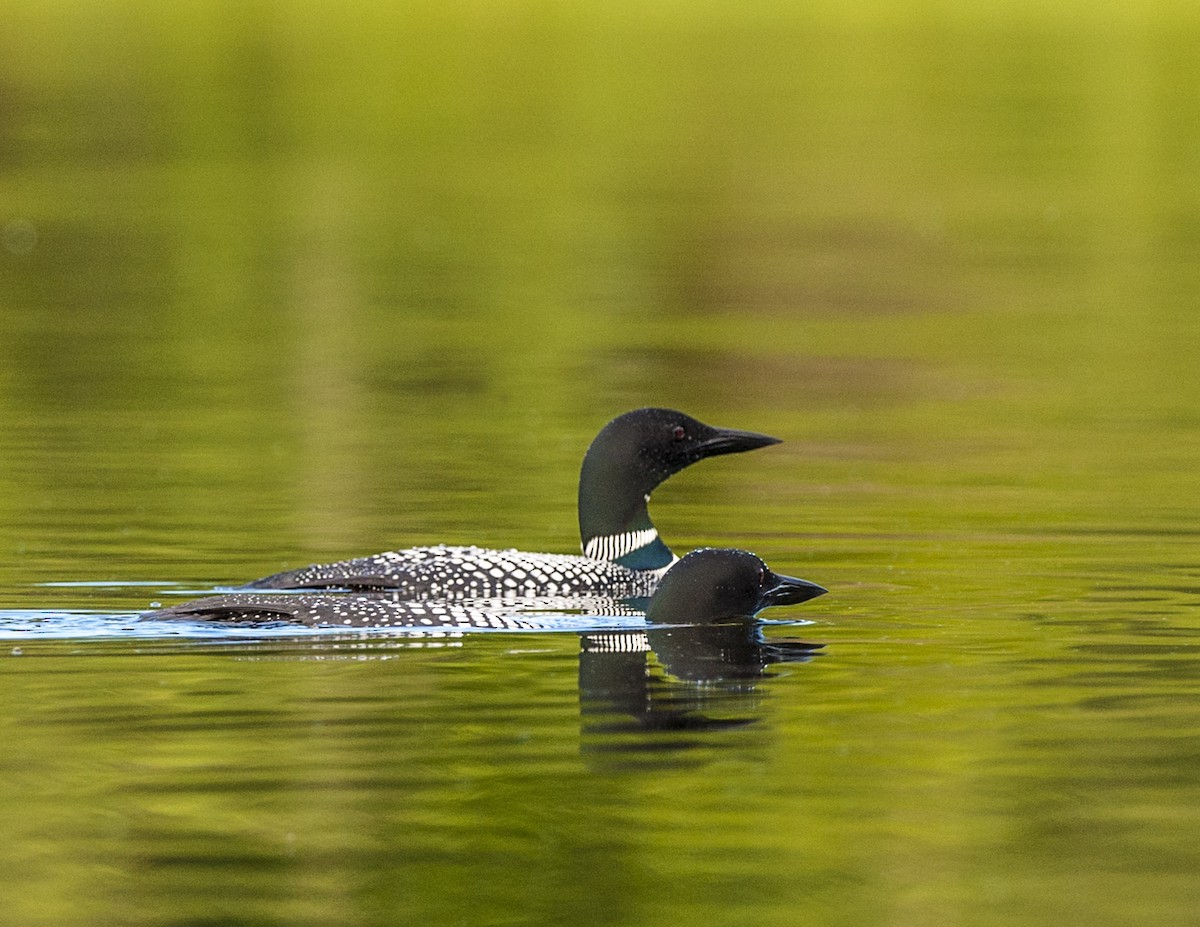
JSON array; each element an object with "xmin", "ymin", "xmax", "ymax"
[
  {"xmin": 758, "ymin": 568, "xmax": 768, "ymax": 586},
  {"xmin": 672, "ymin": 425, "xmax": 686, "ymax": 440}
]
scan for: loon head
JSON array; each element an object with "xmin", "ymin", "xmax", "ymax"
[
  {"xmin": 578, "ymin": 408, "xmax": 780, "ymax": 570},
  {"xmin": 646, "ymin": 548, "xmax": 827, "ymax": 625}
]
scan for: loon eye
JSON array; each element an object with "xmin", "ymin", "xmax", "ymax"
[
  {"xmin": 758, "ymin": 568, "xmax": 768, "ymax": 586},
  {"xmin": 672, "ymin": 425, "xmax": 687, "ymax": 441}
]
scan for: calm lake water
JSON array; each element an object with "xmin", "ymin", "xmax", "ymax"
[{"xmin": 2, "ymin": 3, "xmax": 1199, "ymax": 925}]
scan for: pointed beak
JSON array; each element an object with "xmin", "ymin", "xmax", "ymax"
[
  {"xmin": 763, "ymin": 572, "xmax": 827, "ymax": 607},
  {"xmin": 697, "ymin": 426, "xmax": 781, "ymax": 458}
]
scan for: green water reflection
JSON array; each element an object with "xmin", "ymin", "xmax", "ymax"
[{"xmin": 2, "ymin": 2, "xmax": 1199, "ymax": 926}]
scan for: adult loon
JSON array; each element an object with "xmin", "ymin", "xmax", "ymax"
[
  {"xmin": 241, "ymin": 408, "xmax": 780, "ymax": 598},
  {"xmin": 145, "ymin": 548, "xmax": 826, "ymax": 629}
]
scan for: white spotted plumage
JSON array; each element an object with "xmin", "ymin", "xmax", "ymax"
[{"xmin": 245, "ymin": 544, "xmax": 662, "ymax": 598}]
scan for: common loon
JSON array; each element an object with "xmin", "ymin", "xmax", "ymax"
[
  {"xmin": 145, "ymin": 548, "xmax": 826, "ymax": 629},
  {"xmin": 241, "ymin": 408, "xmax": 780, "ymax": 598}
]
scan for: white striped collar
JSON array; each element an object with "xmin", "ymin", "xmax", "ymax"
[{"xmin": 583, "ymin": 527, "xmax": 660, "ymax": 563}]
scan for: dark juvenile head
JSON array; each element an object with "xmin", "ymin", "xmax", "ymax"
[
  {"xmin": 578, "ymin": 408, "xmax": 780, "ymax": 560},
  {"xmin": 646, "ymin": 548, "xmax": 826, "ymax": 624}
]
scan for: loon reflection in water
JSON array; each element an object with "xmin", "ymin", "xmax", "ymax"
[
  {"xmin": 238, "ymin": 408, "xmax": 782, "ymax": 598},
  {"xmin": 578, "ymin": 624, "xmax": 824, "ymax": 749}
]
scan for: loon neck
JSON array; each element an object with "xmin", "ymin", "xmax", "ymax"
[
  {"xmin": 583, "ymin": 527, "xmax": 676, "ymax": 571},
  {"xmin": 579, "ymin": 494, "xmax": 676, "ymax": 571}
]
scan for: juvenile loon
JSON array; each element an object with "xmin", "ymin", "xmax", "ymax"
[
  {"xmin": 145, "ymin": 548, "xmax": 826, "ymax": 629},
  {"xmin": 241, "ymin": 408, "xmax": 780, "ymax": 598}
]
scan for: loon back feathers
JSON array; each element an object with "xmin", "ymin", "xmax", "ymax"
[
  {"xmin": 244, "ymin": 546, "xmax": 659, "ymax": 597},
  {"xmin": 244, "ymin": 408, "xmax": 779, "ymax": 593}
]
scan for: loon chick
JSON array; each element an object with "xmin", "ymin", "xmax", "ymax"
[
  {"xmin": 242, "ymin": 408, "xmax": 779, "ymax": 597},
  {"xmin": 645, "ymin": 548, "xmax": 826, "ymax": 625},
  {"xmin": 145, "ymin": 549, "xmax": 825, "ymax": 630}
]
